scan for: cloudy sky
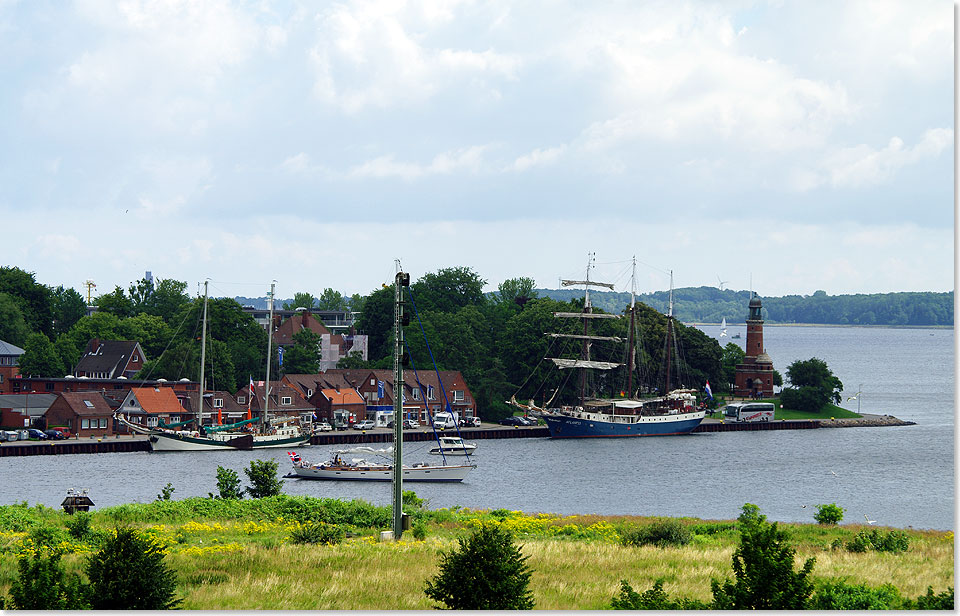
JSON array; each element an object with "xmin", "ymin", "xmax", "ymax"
[{"xmin": 0, "ymin": 0, "xmax": 953, "ymax": 301}]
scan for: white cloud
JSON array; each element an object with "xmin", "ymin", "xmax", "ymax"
[
  {"xmin": 510, "ymin": 145, "xmax": 567, "ymax": 172},
  {"xmin": 345, "ymin": 146, "xmax": 489, "ymax": 181},
  {"xmin": 822, "ymin": 128, "xmax": 952, "ymax": 189}
]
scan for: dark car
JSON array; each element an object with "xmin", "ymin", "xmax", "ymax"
[
  {"xmin": 44, "ymin": 429, "xmax": 66, "ymax": 440},
  {"xmin": 499, "ymin": 416, "xmax": 525, "ymax": 426},
  {"xmin": 518, "ymin": 416, "xmax": 539, "ymax": 426},
  {"xmin": 27, "ymin": 428, "xmax": 48, "ymax": 440}
]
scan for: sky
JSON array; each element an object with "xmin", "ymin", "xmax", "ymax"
[{"xmin": 0, "ymin": 0, "xmax": 954, "ymax": 302}]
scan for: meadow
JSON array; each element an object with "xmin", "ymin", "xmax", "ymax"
[{"xmin": 0, "ymin": 496, "xmax": 952, "ymax": 610}]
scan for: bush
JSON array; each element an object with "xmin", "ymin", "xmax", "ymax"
[
  {"xmin": 620, "ymin": 519, "xmax": 691, "ymax": 548},
  {"xmin": 846, "ymin": 528, "xmax": 910, "ymax": 553},
  {"xmin": 65, "ymin": 512, "xmax": 93, "ymax": 541},
  {"xmin": 289, "ymin": 522, "xmax": 345, "ymax": 545},
  {"xmin": 813, "ymin": 503, "xmax": 844, "ymax": 525},
  {"xmin": 8, "ymin": 551, "xmax": 89, "ymax": 609},
  {"xmin": 424, "ymin": 523, "xmax": 534, "ymax": 610},
  {"xmin": 402, "ymin": 490, "xmax": 426, "ymax": 511},
  {"xmin": 811, "ymin": 580, "xmax": 904, "ymax": 610},
  {"xmin": 611, "ymin": 579, "xmax": 709, "ymax": 610},
  {"xmin": 28, "ymin": 524, "xmax": 70, "ymax": 552},
  {"xmin": 411, "ymin": 519, "xmax": 428, "ymax": 541},
  {"xmin": 85, "ymin": 527, "xmax": 181, "ymax": 610},
  {"xmin": 215, "ymin": 466, "xmax": 244, "ymax": 499},
  {"xmin": 910, "ymin": 586, "xmax": 954, "ymax": 610},
  {"xmin": 156, "ymin": 483, "xmax": 175, "ymax": 501},
  {"xmin": 245, "ymin": 459, "xmax": 283, "ymax": 499},
  {"xmin": 710, "ymin": 503, "xmax": 815, "ymax": 610}
]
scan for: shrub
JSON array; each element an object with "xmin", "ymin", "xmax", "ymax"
[
  {"xmin": 411, "ymin": 519, "xmax": 428, "ymax": 541},
  {"xmin": 813, "ymin": 503, "xmax": 844, "ymax": 525},
  {"xmin": 289, "ymin": 522, "xmax": 345, "ymax": 545},
  {"xmin": 810, "ymin": 580, "xmax": 903, "ymax": 610},
  {"xmin": 28, "ymin": 524, "xmax": 70, "ymax": 552},
  {"xmin": 846, "ymin": 528, "xmax": 909, "ymax": 553},
  {"xmin": 156, "ymin": 483, "xmax": 175, "ymax": 501},
  {"xmin": 215, "ymin": 466, "xmax": 244, "ymax": 499},
  {"xmin": 620, "ymin": 519, "xmax": 691, "ymax": 548},
  {"xmin": 910, "ymin": 586, "xmax": 954, "ymax": 610},
  {"xmin": 424, "ymin": 523, "xmax": 534, "ymax": 610},
  {"xmin": 245, "ymin": 459, "xmax": 283, "ymax": 499},
  {"xmin": 611, "ymin": 579, "xmax": 709, "ymax": 610},
  {"xmin": 402, "ymin": 490, "xmax": 426, "ymax": 511},
  {"xmin": 710, "ymin": 503, "xmax": 816, "ymax": 610},
  {"xmin": 85, "ymin": 527, "xmax": 181, "ymax": 610},
  {"xmin": 65, "ymin": 512, "xmax": 93, "ymax": 541},
  {"xmin": 8, "ymin": 551, "xmax": 89, "ymax": 609}
]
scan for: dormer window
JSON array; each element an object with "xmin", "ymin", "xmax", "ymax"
[
  {"xmin": 237, "ymin": 395, "xmax": 246, "ymax": 405},
  {"xmin": 307, "ymin": 389, "xmax": 313, "ymax": 398},
  {"xmin": 213, "ymin": 398, "xmax": 223, "ymax": 408},
  {"xmin": 427, "ymin": 385, "xmax": 435, "ymax": 400},
  {"xmin": 412, "ymin": 388, "xmax": 421, "ymax": 401},
  {"xmin": 281, "ymin": 397, "xmax": 292, "ymax": 405}
]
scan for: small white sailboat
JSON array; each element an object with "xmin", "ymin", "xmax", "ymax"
[
  {"xmin": 720, "ymin": 317, "xmax": 728, "ymax": 337},
  {"xmin": 428, "ymin": 436, "xmax": 477, "ymax": 456},
  {"xmin": 287, "ymin": 447, "xmax": 475, "ymax": 482}
]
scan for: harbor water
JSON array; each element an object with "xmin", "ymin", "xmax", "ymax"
[{"xmin": 0, "ymin": 326, "xmax": 953, "ymax": 530}]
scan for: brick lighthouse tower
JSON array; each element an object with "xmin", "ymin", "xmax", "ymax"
[{"xmin": 734, "ymin": 293, "xmax": 775, "ymax": 398}]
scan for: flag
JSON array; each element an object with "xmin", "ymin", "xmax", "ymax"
[
  {"xmin": 704, "ymin": 381, "xmax": 713, "ymax": 399},
  {"xmin": 247, "ymin": 377, "xmax": 254, "ymax": 420},
  {"xmin": 377, "ymin": 380, "xmax": 384, "ymax": 400},
  {"xmin": 278, "ymin": 346, "xmax": 284, "ymax": 367}
]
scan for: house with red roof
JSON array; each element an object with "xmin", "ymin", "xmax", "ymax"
[
  {"xmin": 116, "ymin": 386, "xmax": 187, "ymax": 431},
  {"xmin": 45, "ymin": 392, "xmax": 117, "ymax": 437}
]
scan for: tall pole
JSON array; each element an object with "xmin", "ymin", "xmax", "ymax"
[
  {"xmin": 626, "ymin": 257, "xmax": 636, "ymax": 398},
  {"xmin": 392, "ymin": 267, "xmax": 408, "ymax": 539},
  {"xmin": 199, "ymin": 280, "xmax": 208, "ymax": 425},
  {"xmin": 264, "ymin": 282, "xmax": 275, "ymax": 423},
  {"xmin": 664, "ymin": 270, "xmax": 674, "ymax": 394}
]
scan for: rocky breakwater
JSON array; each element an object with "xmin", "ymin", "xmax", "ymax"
[{"xmin": 818, "ymin": 413, "xmax": 916, "ymax": 428}]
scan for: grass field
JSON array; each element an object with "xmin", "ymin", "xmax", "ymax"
[
  {"xmin": 707, "ymin": 397, "xmax": 863, "ymax": 420},
  {"xmin": 0, "ymin": 497, "xmax": 951, "ymax": 610}
]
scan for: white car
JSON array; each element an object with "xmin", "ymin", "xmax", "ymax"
[
  {"xmin": 353, "ymin": 419, "xmax": 377, "ymax": 430},
  {"xmin": 313, "ymin": 421, "xmax": 333, "ymax": 433}
]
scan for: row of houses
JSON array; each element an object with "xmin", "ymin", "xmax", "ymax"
[{"xmin": 0, "ymin": 337, "xmax": 476, "ymax": 438}]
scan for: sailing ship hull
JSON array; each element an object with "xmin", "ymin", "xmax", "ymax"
[
  {"xmin": 291, "ymin": 463, "xmax": 474, "ymax": 482},
  {"xmin": 540, "ymin": 411, "xmax": 705, "ymax": 438},
  {"xmin": 149, "ymin": 432, "xmax": 310, "ymax": 452}
]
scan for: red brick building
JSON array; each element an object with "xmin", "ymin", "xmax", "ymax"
[
  {"xmin": 734, "ymin": 293, "xmax": 776, "ymax": 398},
  {"xmin": 45, "ymin": 392, "xmax": 117, "ymax": 438}
]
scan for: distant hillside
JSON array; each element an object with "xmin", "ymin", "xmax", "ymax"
[{"xmin": 534, "ymin": 287, "xmax": 954, "ymax": 327}]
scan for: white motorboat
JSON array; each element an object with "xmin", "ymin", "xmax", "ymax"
[
  {"xmin": 428, "ymin": 436, "xmax": 477, "ymax": 456},
  {"xmin": 287, "ymin": 449, "xmax": 475, "ymax": 482}
]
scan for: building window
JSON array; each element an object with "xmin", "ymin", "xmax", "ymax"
[
  {"xmin": 453, "ymin": 390, "xmax": 464, "ymax": 402},
  {"xmin": 99, "ymin": 418, "xmax": 107, "ymax": 429},
  {"xmin": 281, "ymin": 397, "xmax": 292, "ymax": 405},
  {"xmin": 83, "ymin": 400, "xmax": 94, "ymax": 408},
  {"xmin": 146, "ymin": 417, "xmax": 158, "ymax": 427},
  {"xmin": 307, "ymin": 389, "xmax": 313, "ymax": 397},
  {"xmin": 237, "ymin": 395, "xmax": 246, "ymax": 405},
  {"xmin": 427, "ymin": 386, "xmax": 435, "ymax": 400},
  {"xmin": 213, "ymin": 398, "xmax": 223, "ymax": 408},
  {"xmin": 370, "ymin": 378, "xmax": 375, "ymax": 386},
  {"xmin": 81, "ymin": 419, "xmax": 89, "ymax": 429},
  {"xmin": 412, "ymin": 388, "xmax": 421, "ymax": 401}
]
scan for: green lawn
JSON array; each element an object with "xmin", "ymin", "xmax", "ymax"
[{"xmin": 708, "ymin": 398, "xmax": 862, "ymax": 420}]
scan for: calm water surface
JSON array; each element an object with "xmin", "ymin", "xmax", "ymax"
[{"xmin": 1, "ymin": 326, "xmax": 953, "ymax": 530}]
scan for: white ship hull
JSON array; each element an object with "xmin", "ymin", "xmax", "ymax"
[
  {"xmin": 291, "ymin": 462, "xmax": 474, "ymax": 482},
  {"xmin": 149, "ymin": 431, "xmax": 310, "ymax": 452}
]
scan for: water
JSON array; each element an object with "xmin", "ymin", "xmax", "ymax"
[{"xmin": 1, "ymin": 326, "xmax": 953, "ymax": 530}]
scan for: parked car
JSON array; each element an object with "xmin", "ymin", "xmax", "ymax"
[
  {"xmin": 44, "ymin": 429, "xmax": 66, "ymax": 440},
  {"xmin": 313, "ymin": 421, "xmax": 333, "ymax": 433},
  {"xmin": 26, "ymin": 429, "xmax": 48, "ymax": 440},
  {"xmin": 499, "ymin": 416, "xmax": 525, "ymax": 426},
  {"xmin": 459, "ymin": 417, "xmax": 481, "ymax": 428},
  {"xmin": 353, "ymin": 419, "xmax": 377, "ymax": 430},
  {"xmin": 402, "ymin": 419, "xmax": 420, "ymax": 430},
  {"xmin": 518, "ymin": 416, "xmax": 538, "ymax": 426}
]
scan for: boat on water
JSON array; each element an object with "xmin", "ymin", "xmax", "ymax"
[
  {"xmin": 510, "ymin": 254, "xmax": 705, "ymax": 439},
  {"xmin": 287, "ymin": 448, "xmax": 475, "ymax": 482},
  {"xmin": 720, "ymin": 317, "xmax": 728, "ymax": 337},
  {"xmin": 115, "ymin": 281, "xmax": 310, "ymax": 451},
  {"xmin": 428, "ymin": 436, "xmax": 477, "ymax": 456}
]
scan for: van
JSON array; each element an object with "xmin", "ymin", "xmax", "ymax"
[{"xmin": 431, "ymin": 412, "xmax": 458, "ymax": 430}]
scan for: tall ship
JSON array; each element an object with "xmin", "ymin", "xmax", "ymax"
[
  {"xmin": 510, "ymin": 254, "xmax": 705, "ymax": 438},
  {"xmin": 116, "ymin": 281, "xmax": 310, "ymax": 451}
]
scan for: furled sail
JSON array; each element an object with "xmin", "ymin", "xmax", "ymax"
[
  {"xmin": 548, "ymin": 358, "xmax": 621, "ymax": 370},
  {"xmin": 552, "ymin": 312, "xmax": 621, "ymax": 319},
  {"xmin": 546, "ymin": 333, "xmax": 623, "ymax": 342}
]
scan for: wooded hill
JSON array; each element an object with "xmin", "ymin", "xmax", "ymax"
[{"xmin": 537, "ymin": 288, "xmax": 954, "ymax": 327}]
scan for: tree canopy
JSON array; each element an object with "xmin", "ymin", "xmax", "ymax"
[{"xmin": 780, "ymin": 358, "xmax": 843, "ymax": 413}]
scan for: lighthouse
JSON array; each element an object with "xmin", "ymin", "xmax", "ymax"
[{"xmin": 734, "ymin": 293, "xmax": 775, "ymax": 398}]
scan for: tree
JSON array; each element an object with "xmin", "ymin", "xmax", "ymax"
[
  {"xmin": 317, "ymin": 288, "xmax": 350, "ymax": 311},
  {"xmin": 85, "ymin": 527, "xmax": 181, "ymax": 609},
  {"xmin": 720, "ymin": 342, "xmax": 746, "ymax": 392},
  {"xmin": 424, "ymin": 523, "xmax": 534, "ymax": 610},
  {"xmin": 781, "ymin": 358, "xmax": 843, "ymax": 413},
  {"xmin": 813, "ymin": 503, "xmax": 844, "ymax": 525},
  {"xmin": 9, "ymin": 551, "xmax": 88, "ymax": 609},
  {"xmin": 53, "ymin": 334, "xmax": 81, "ymax": 374},
  {"xmin": 50, "ymin": 286, "xmax": 86, "ymax": 336},
  {"xmin": 281, "ymin": 329, "xmax": 322, "ymax": 374},
  {"xmin": 214, "ymin": 466, "xmax": 243, "ymax": 499},
  {"xmin": 147, "ymin": 278, "xmax": 190, "ymax": 322},
  {"xmin": 245, "ymin": 459, "xmax": 283, "ymax": 498},
  {"xmin": 410, "ymin": 266, "xmax": 487, "ymax": 314},
  {"xmin": 17, "ymin": 333, "xmax": 64, "ymax": 377},
  {"xmin": 494, "ymin": 277, "xmax": 538, "ymax": 307},
  {"xmin": 283, "ymin": 291, "xmax": 318, "ymax": 311},
  {"xmin": 96, "ymin": 286, "xmax": 134, "ymax": 319},
  {"xmin": 356, "ymin": 284, "xmax": 395, "ymax": 362},
  {"xmin": 710, "ymin": 503, "xmax": 816, "ymax": 609},
  {"xmin": 120, "ymin": 313, "xmax": 172, "ymax": 359},
  {"xmin": 66, "ymin": 311, "xmax": 125, "ymax": 351},
  {"xmin": 336, "ymin": 350, "xmax": 371, "ymax": 369},
  {"xmin": 0, "ymin": 292, "xmax": 31, "ymax": 346},
  {"xmin": 0, "ymin": 266, "xmax": 54, "ymax": 337}
]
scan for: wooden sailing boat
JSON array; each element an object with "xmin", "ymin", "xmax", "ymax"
[{"xmin": 510, "ymin": 254, "xmax": 705, "ymax": 438}]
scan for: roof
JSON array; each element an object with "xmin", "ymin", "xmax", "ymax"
[
  {"xmin": 273, "ymin": 312, "xmax": 330, "ymax": 346},
  {"xmin": 319, "ymin": 388, "xmax": 364, "ymax": 405},
  {"xmin": 75, "ymin": 340, "xmax": 143, "ymax": 377},
  {"xmin": 57, "ymin": 392, "xmax": 114, "ymax": 416},
  {"xmin": 131, "ymin": 387, "xmax": 184, "ymax": 413},
  {"xmin": 0, "ymin": 393, "xmax": 57, "ymax": 416},
  {"xmin": 178, "ymin": 390, "xmax": 247, "ymax": 414},
  {"xmin": 0, "ymin": 340, "xmax": 25, "ymax": 356}
]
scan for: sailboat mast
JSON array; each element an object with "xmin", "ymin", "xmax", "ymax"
[
  {"xmin": 199, "ymin": 280, "xmax": 208, "ymax": 425},
  {"xmin": 664, "ymin": 270, "xmax": 674, "ymax": 394},
  {"xmin": 264, "ymin": 281, "xmax": 274, "ymax": 423},
  {"xmin": 579, "ymin": 253, "xmax": 594, "ymax": 403},
  {"xmin": 626, "ymin": 257, "xmax": 636, "ymax": 398}
]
